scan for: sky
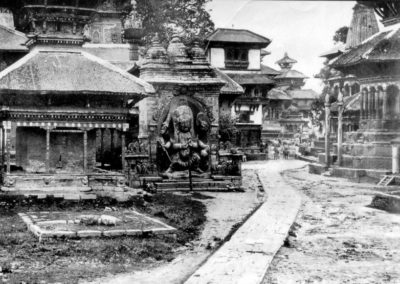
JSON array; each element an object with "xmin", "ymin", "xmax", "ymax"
[{"xmin": 206, "ymin": 0, "xmax": 359, "ymax": 92}]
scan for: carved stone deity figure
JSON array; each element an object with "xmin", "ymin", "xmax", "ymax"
[{"xmin": 158, "ymin": 105, "xmax": 210, "ymax": 176}]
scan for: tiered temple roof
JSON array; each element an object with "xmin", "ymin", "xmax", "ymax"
[{"xmin": 0, "ymin": 48, "xmax": 154, "ymax": 96}]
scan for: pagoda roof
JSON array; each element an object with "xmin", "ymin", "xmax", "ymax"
[
  {"xmin": 0, "ymin": 48, "xmax": 154, "ymax": 95},
  {"xmin": 226, "ymin": 73, "xmax": 275, "ymax": 85},
  {"xmin": 275, "ymin": 69, "xmax": 308, "ymax": 79},
  {"xmin": 276, "ymin": 52, "xmax": 297, "ymax": 65},
  {"xmin": 260, "ymin": 64, "xmax": 281, "ymax": 76},
  {"xmin": 0, "ymin": 24, "xmax": 28, "ymax": 52},
  {"xmin": 332, "ymin": 23, "xmax": 400, "ymax": 68},
  {"xmin": 205, "ymin": 28, "xmax": 271, "ymax": 47},
  {"xmin": 214, "ymin": 68, "xmax": 244, "ymax": 95}
]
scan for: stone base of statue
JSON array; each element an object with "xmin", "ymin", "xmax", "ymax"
[{"xmin": 161, "ymin": 170, "xmax": 211, "ymax": 180}]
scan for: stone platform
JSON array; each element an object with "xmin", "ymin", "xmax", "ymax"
[
  {"xmin": 19, "ymin": 209, "xmax": 176, "ymax": 239},
  {"xmin": 1, "ymin": 171, "xmax": 128, "ymax": 198}
]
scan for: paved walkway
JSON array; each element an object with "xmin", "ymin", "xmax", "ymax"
[{"xmin": 184, "ymin": 160, "xmax": 307, "ymax": 284}]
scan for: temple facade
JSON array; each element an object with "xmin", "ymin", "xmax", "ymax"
[
  {"xmin": 0, "ymin": 0, "xmax": 155, "ymax": 191},
  {"xmin": 315, "ymin": 1, "xmax": 400, "ymax": 180}
]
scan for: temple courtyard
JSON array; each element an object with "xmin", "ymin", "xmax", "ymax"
[{"xmin": 0, "ymin": 160, "xmax": 398, "ymax": 283}]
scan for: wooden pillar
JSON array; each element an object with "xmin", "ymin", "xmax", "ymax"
[
  {"xmin": 83, "ymin": 130, "xmax": 88, "ymax": 172},
  {"xmin": 45, "ymin": 128, "xmax": 50, "ymax": 173},
  {"xmin": 100, "ymin": 128, "xmax": 104, "ymax": 167},
  {"xmin": 121, "ymin": 131, "xmax": 126, "ymax": 173},
  {"xmin": 382, "ymin": 89, "xmax": 388, "ymax": 120}
]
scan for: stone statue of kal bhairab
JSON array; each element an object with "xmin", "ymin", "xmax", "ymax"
[{"xmin": 159, "ymin": 105, "xmax": 210, "ymax": 177}]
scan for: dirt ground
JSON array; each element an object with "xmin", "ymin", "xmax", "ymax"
[
  {"xmin": 264, "ymin": 165, "xmax": 400, "ymax": 284},
  {"xmin": 85, "ymin": 168, "xmax": 263, "ymax": 284}
]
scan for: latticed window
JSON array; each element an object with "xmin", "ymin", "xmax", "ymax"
[{"xmin": 225, "ymin": 48, "xmax": 249, "ymax": 69}]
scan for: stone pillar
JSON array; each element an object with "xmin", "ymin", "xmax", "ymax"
[
  {"xmin": 5, "ymin": 123, "xmax": 11, "ymax": 174},
  {"xmin": 121, "ymin": 131, "xmax": 126, "ymax": 173},
  {"xmin": 337, "ymin": 92, "xmax": 344, "ymax": 166},
  {"xmin": 324, "ymin": 94, "xmax": 331, "ymax": 169},
  {"xmin": 83, "ymin": 130, "xmax": 88, "ymax": 172},
  {"xmin": 392, "ymin": 145, "xmax": 400, "ymax": 174},
  {"xmin": 100, "ymin": 129, "xmax": 105, "ymax": 167},
  {"xmin": 46, "ymin": 128, "xmax": 50, "ymax": 173},
  {"xmin": 365, "ymin": 89, "xmax": 369, "ymax": 119},
  {"xmin": 382, "ymin": 89, "xmax": 388, "ymax": 120},
  {"xmin": 369, "ymin": 91, "xmax": 375, "ymax": 119},
  {"xmin": 374, "ymin": 91, "xmax": 379, "ymax": 119},
  {"xmin": 1, "ymin": 127, "xmax": 4, "ymax": 176},
  {"xmin": 360, "ymin": 90, "xmax": 365, "ymax": 119}
]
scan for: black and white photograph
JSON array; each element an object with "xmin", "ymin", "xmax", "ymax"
[{"xmin": 0, "ymin": 0, "xmax": 398, "ymax": 283}]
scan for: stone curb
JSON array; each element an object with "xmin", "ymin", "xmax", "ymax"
[{"xmin": 184, "ymin": 164, "xmax": 304, "ymax": 284}]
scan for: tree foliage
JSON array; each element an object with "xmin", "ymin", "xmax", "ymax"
[
  {"xmin": 136, "ymin": 0, "xmax": 215, "ymax": 46},
  {"xmin": 219, "ymin": 113, "xmax": 238, "ymax": 142},
  {"xmin": 333, "ymin": 26, "xmax": 349, "ymax": 44}
]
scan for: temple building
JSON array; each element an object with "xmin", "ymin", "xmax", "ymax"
[
  {"xmin": 204, "ymin": 28, "xmax": 279, "ymax": 157},
  {"xmin": 320, "ymin": 3, "xmax": 379, "ymax": 139},
  {"xmin": 314, "ymin": 1, "xmax": 400, "ymax": 181},
  {"xmin": 0, "ymin": 0, "xmax": 154, "ymax": 191},
  {"xmin": 263, "ymin": 53, "xmax": 318, "ymax": 140}
]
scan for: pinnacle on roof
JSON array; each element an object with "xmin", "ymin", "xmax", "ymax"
[
  {"xmin": 190, "ymin": 38, "xmax": 208, "ymax": 65},
  {"xmin": 167, "ymin": 33, "xmax": 191, "ymax": 64},
  {"xmin": 345, "ymin": 3, "xmax": 379, "ymax": 49},
  {"xmin": 276, "ymin": 52, "xmax": 297, "ymax": 70},
  {"xmin": 145, "ymin": 33, "xmax": 168, "ymax": 60},
  {"xmin": 360, "ymin": 1, "xmax": 400, "ymax": 27}
]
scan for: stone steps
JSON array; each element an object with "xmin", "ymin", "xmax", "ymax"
[{"xmin": 1, "ymin": 186, "xmax": 91, "ymax": 192}]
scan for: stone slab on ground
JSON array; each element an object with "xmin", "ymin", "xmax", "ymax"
[
  {"xmin": 19, "ymin": 209, "xmax": 176, "ymax": 239},
  {"xmin": 184, "ymin": 160, "xmax": 307, "ymax": 284}
]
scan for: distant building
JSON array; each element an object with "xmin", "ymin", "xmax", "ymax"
[
  {"xmin": 205, "ymin": 28, "xmax": 278, "ymax": 155},
  {"xmin": 264, "ymin": 53, "xmax": 318, "ymax": 140}
]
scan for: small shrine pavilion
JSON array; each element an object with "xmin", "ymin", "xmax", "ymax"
[{"xmin": 0, "ymin": 0, "xmax": 154, "ymax": 190}]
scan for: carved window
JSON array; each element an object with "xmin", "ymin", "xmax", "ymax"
[{"xmin": 225, "ymin": 48, "xmax": 249, "ymax": 69}]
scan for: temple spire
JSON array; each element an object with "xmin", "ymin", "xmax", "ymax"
[{"xmin": 345, "ymin": 3, "xmax": 379, "ymax": 49}]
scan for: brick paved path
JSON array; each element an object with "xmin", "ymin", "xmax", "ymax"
[{"xmin": 184, "ymin": 160, "xmax": 307, "ymax": 284}]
